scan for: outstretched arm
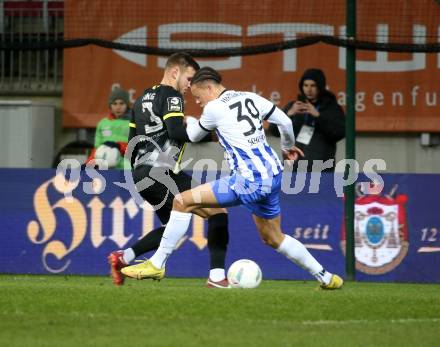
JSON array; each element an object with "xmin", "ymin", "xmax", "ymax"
[
  {"xmin": 266, "ymin": 107, "xmax": 295, "ymax": 150},
  {"xmin": 266, "ymin": 107, "xmax": 304, "ymax": 162}
]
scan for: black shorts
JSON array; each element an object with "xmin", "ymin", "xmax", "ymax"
[{"xmin": 132, "ymin": 165, "xmax": 195, "ymax": 225}]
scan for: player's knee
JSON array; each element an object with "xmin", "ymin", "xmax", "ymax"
[
  {"xmin": 172, "ymin": 194, "xmax": 187, "ymax": 211},
  {"xmin": 259, "ymin": 232, "xmax": 278, "ymax": 248},
  {"xmin": 261, "ymin": 236, "xmax": 276, "ymax": 248}
]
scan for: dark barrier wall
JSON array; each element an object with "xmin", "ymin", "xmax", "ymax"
[{"xmin": 0, "ymin": 169, "xmax": 439, "ymax": 283}]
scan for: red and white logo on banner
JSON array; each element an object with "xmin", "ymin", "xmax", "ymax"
[{"xmin": 341, "ymin": 185, "xmax": 409, "ymax": 275}]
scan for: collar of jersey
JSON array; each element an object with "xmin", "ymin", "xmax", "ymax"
[{"xmin": 218, "ymin": 89, "xmax": 230, "ymax": 97}]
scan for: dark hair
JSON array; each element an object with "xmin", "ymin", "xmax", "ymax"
[
  {"xmin": 165, "ymin": 52, "xmax": 200, "ymax": 71},
  {"xmin": 299, "ymin": 68, "xmax": 326, "ymax": 92},
  {"xmin": 298, "ymin": 68, "xmax": 336, "ymax": 101},
  {"xmin": 191, "ymin": 66, "xmax": 222, "ymax": 85}
]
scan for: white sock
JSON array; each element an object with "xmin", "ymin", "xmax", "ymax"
[
  {"xmin": 122, "ymin": 248, "xmax": 135, "ymax": 264},
  {"xmin": 316, "ymin": 268, "xmax": 332, "ymax": 285},
  {"xmin": 150, "ymin": 211, "xmax": 192, "ymax": 269},
  {"xmin": 209, "ymin": 268, "xmax": 226, "ymax": 282},
  {"xmin": 277, "ymin": 234, "xmax": 331, "ymax": 284}
]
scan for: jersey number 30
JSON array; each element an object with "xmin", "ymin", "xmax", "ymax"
[{"xmin": 229, "ymin": 98, "xmax": 262, "ymax": 136}]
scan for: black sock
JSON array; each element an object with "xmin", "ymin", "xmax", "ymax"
[
  {"xmin": 131, "ymin": 226, "xmax": 165, "ymax": 257},
  {"xmin": 207, "ymin": 213, "xmax": 229, "ymax": 269}
]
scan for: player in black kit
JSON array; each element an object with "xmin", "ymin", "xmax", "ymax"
[{"xmin": 108, "ymin": 53, "xmax": 230, "ymax": 288}]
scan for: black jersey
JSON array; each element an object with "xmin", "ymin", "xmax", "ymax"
[{"xmin": 129, "ymin": 85, "xmax": 187, "ymax": 172}]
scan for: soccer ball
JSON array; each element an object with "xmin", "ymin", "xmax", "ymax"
[
  {"xmin": 227, "ymin": 259, "xmax": 262, "ymax": 289},
  {"xmin": 94, "ymin": 144, "xmax": 121, "ymax": 168}
]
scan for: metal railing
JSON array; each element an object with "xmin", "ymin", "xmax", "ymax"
[{"xmin": 0, "ymin": 0, "xmax": 64, "ymax": 95}]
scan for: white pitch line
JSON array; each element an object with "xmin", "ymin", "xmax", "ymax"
[
  {"xmin": 2, "ymin": 311, "xmax": 440, "ymax": 326},
  {"xmin": 301, "ymin": 318, "xmax": 440, "ymax": 325}
]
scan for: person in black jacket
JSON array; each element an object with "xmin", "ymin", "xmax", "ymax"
[{"xmin": 269, "ymin": 68, "xmax": 345, "ymax": 172}]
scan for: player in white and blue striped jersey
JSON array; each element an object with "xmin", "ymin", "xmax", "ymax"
[
  {"xmin": 192, "ymin": 84, "xmax": 288, "ymax": 219},
  {"xmin": 121, "ymin": 67, "xmax": 343, "ymax": 289}
]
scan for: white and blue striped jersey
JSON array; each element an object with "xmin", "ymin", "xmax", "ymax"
[{"xmin": 198, "ymin": 90, "xmax": 285, "ymax": 182}]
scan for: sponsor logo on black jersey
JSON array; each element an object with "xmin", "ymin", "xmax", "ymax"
[{"xmin": 167, "ymin": 97, "xmax": 182, "ymax": 112}]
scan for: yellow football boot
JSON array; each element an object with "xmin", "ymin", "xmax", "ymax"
[
  {"xmin": 320, "ymin": 274, "xmax": 343, "ymax": 290},
  {"xmin": 121, "ymin": 260, "xmax": 165, "ymax": 281}
]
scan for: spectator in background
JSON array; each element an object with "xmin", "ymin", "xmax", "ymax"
[
  {"xmin": 86, "ymin": 87, "xmax": 131, "ymax": 169},
  {"xmin": 268, "ymin": 68, "xmax": 345, "ymax": 172}
]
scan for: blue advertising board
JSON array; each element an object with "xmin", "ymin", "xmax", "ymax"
[{"xmin": 0, "ymin": 168, "xmax": 439, "ymax": 283}]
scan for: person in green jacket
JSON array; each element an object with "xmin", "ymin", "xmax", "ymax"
[{"xmin": 87, "ymin": 87, "xmax": 131, "ymax": 169}]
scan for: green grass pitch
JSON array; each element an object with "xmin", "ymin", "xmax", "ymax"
[{"xmin": 0, "ymin": 275, "xmax": 439, "ymax": 347}]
